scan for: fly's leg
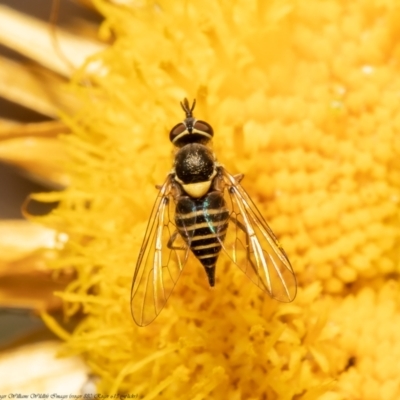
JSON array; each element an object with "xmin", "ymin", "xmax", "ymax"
[
  {"xmin": 167, "ymin": 230, "xmax": 187, "ymax": 250},
  {"xmin": 228, "ymin": 214, "xmax": 263, "ymax": 287},
  {"xmin": 213, "ymin": 166, "xmax": 244, "ymax": 192},
  {"xmin": 229, "ymin": 215, "xmax": 247, "ymax": 234},
  {"xmin": 229, "ymin": 215, "xmax": 251, "ymax": 260}
]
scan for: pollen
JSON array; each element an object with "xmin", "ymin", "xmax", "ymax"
[{"xmin": 39, "ymin": 0, "xmax": 400, "ymax": 398}]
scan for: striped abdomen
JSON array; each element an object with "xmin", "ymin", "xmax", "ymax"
[{"xmin": 175, "ymin": 191, "xmax": 230, "ymax": 286}]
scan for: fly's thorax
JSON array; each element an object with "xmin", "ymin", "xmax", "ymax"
[
  {"xmin": 169, "ymin": 118, "xmax": 214, "ymax": 147},
  {"xmin": 174, "ymin": 144, "xmax": 217, "ymax": 198}
]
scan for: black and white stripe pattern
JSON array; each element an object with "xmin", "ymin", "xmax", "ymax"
[{"xmin": 175, "ymin": 192, "xmax": 229, "ymax": 286}]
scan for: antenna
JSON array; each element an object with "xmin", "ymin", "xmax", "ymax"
[{"xmin": 180, "ymin": 98, "xmax": 196, "ymax": 118}]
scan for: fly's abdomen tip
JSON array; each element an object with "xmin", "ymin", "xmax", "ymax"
[{"xmin": 204, "ymin": 264, "xmax": 216, "ymax": 287}]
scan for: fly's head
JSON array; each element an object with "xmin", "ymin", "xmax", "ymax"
[{"xmin": 169, "ymin": 98, "xmax": 214, "ymax": 147}]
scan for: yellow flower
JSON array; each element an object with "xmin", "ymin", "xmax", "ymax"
[{"xmin": 37, "ymin": 0, "xmax": 400, "ymax": 398}]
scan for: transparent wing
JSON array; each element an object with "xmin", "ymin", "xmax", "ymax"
[
  {"xmin": 219, "ymin": 168, "xmax": 297, "ymax": 302},
  {"xmin": 131, "ymin": 175, "xmax": 190, "ymax": 326}
]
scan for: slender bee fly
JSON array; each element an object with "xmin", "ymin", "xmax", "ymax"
[{"xmin": 131, "ymin": 99, "xmax": 297, "ymax": 326}]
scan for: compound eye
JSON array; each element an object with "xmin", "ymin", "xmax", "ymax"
[
  {"xmin": 169, "ymin": 123, "xmax": 187, "ymax": 144},
  {"xmin": 193, "ymin": 120, "xmax": 214, "ymax": 137}
]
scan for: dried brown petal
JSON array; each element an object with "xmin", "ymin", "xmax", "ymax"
[
  {"xmin": 0, "ymin": 136, "xmax": 69, "ymax": 187},
  {"xmin": 0, "ymin": 221, "xmax": 73, "ymax": 311},
  {"xmin": 0, "ymin": 220, "xmax": 58, "ymax": 265},
  {"xmin": 0, "ymin": 5, "xmax": 106, "ymax": 77},
  {"xmin": 0, "ymin": 55, "xmax": 80, "ymax": 118},
  {"xmin": 0, "ymin": 341, "xmax": 89, "ymax": 393},
  {"xmin": 0, "ymin": 120, "xmax": 69, "ymax": 141},
  {"xmin": 73, "ymin": 0, "xmax": 97, "ymax": 10}
]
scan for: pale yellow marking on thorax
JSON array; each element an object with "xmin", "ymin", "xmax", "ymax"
[{"xmin": 182, "ymin": 181, "xmax": 212, "ymax": 198}]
